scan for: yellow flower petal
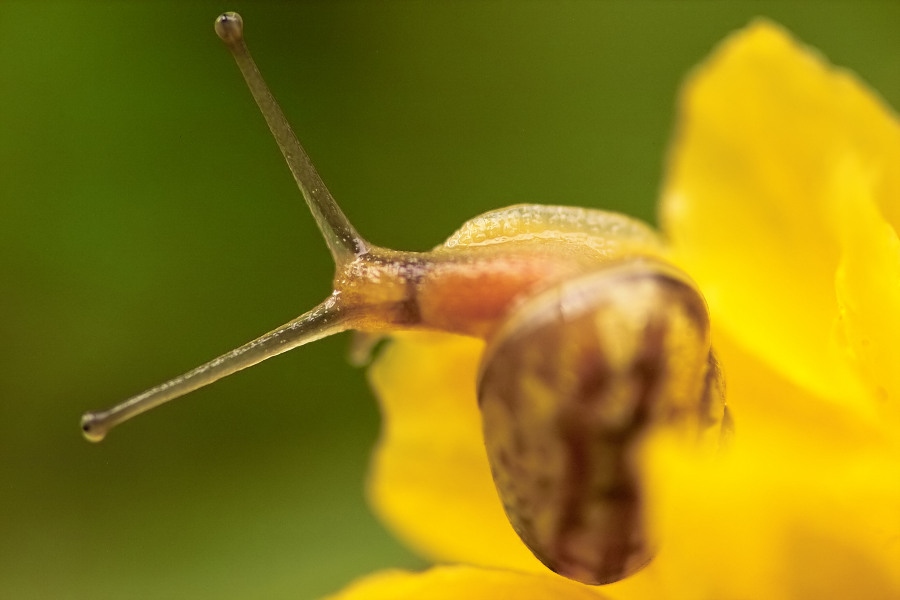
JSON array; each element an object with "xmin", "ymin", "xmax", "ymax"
[
  {"xmin": 832, "ymin": 158, "xmax": 900, "ymax": 422},
  {"xmin": 642, "ymin": 420, "xmax": 900, "ymax": 600},
  {"xmin": 660, "ymin": 20, "xmax": 900, "ymax": 414},
  {"xmin": 604, "ymin": 327, "xmax": 898, "ymax": 600},
  {"xmin": 711, "ymin": 322, "xmax": 886, "ymax": 449},
  {"xmin": 648, "ymin": 21, "xmax": 900, "ymax": 599},
  {"xmin": 366, "ymin": 332, "xmax": 545, "ymax": 573},
  {"xmin": 325, "ymin": 565, "xmax": 608, "ymax": 600}
]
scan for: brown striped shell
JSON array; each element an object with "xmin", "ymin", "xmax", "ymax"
[{"xmin": 478, "ymin": 259, "xmax": 727, "ymax": 584}]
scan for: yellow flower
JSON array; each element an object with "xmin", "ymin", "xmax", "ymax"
[{"xmin": 327, "ymin": 20, "xmax": 900, "ymax": 600}]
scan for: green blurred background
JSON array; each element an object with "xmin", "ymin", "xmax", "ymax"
[{"xmin": 2, "ymin": 2, "xmax": 898, "ymax": 598}]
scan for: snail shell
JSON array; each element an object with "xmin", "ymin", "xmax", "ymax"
[{"xmin": 479, "ymin": 259, "xmax": 724, "ymax": 584}]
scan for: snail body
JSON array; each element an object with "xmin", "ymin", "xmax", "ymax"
[
  {"xmin": 335, "ymin": 204, "xmax": 666, "ymax": 339},
  {"xmin": 81, "ymin": 12, "xmax": 728, "ymax": 586}
]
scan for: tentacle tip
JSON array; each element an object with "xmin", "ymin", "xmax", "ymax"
[
  {"xmin": 215, "ymin": 12, "xmax": 244, "ymax": 45},
  {"xmin": 81, "ymin": 412, "xmax": 107, "ymax": 443}
]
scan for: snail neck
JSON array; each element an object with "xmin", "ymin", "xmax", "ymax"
[{"xmin": 334, "ymin": 245, "xmax": 593, "ymax": 339}]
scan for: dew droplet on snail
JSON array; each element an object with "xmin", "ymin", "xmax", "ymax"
[{"xmin": 81, "ymin": 12, "xmax": 730, "ymax": 586}]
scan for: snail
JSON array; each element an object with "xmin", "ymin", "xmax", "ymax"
[{"xmin": 81, "ymin": 12, "xmax": 729, "ymax": 586}]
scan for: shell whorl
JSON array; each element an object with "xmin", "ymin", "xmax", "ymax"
[{"xmin": 441, "ymin": 205, "xmax": 665, "ymax": 262}]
